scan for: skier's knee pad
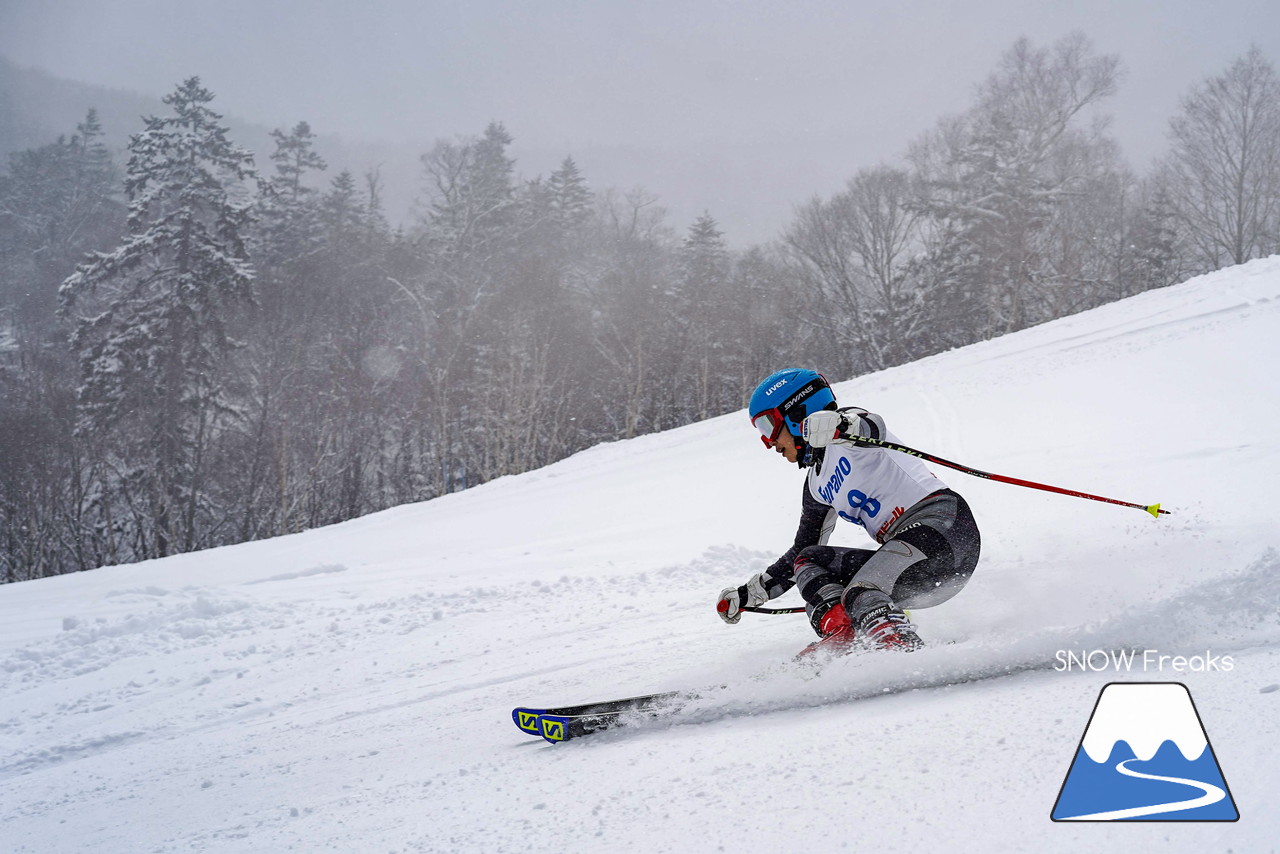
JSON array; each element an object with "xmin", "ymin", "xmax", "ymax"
[
  {"xmin": 788, "ymin": 547, "xmax": 839, "ymax": 594},
  {"xmin": 793, "ymin": 546, "xmax": 840, "ymax": 601},
  {"xmin": 794, "ymin": 545, "xmax": 836, "ymax": 573}
]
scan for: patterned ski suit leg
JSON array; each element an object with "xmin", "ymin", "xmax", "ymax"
[{"xmin": 793, "ymin": 489, "xmax": 980, "ymax": 634}]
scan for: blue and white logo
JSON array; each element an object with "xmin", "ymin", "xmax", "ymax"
[{"xmin": 1051, "ymin": 682, "xmax": 1238, "ymax": 822}]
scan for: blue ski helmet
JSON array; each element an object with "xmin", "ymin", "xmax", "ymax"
[{"xmin": 748, "ymin": 369, "xmax": 837, "ymax": 448}]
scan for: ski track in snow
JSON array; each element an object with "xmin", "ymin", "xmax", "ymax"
[{"xmin": 2, "ymin": 259, "xmax": 1280, "ymax": 852}]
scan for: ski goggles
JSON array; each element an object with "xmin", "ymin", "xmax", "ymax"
[{"xmin": 752, "ymin": 409, "xmax": 787, "ymax": 447}]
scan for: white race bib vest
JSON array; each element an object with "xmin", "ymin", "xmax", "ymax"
[{"xmin": 807, "ymin": 433, "xmax": 946, "ymax": 542}]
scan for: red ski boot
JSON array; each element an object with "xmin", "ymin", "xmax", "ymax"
[{"xmin": 795, "ymin": 602, "xmax": 857, "ymax": 658}]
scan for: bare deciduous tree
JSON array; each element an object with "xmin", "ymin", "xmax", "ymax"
[
  {"xmin": 784, "ymin": 165, "xmax": 924, "ymax": 373},
  {"xmin": 1165, "ymin": 46, "xmax": 1280, "ymax": 270}
]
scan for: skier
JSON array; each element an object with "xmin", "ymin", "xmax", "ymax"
[{"xmin": 717, "ymin": 369, "xmax": 981, "ymax": 654}]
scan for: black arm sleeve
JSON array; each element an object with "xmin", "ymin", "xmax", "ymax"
[{"xmin": 759, "ymin": 480, "xmax": 835, "ymax": 598}]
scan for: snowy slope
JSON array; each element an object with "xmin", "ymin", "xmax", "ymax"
[{"xmin": 3, "ymin": 259, "xmax": 1280, "ymax": 853}]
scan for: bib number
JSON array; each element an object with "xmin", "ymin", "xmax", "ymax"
[{"xmin": 838, "ymin": 489, "xmax": 881, "ymax": 525}]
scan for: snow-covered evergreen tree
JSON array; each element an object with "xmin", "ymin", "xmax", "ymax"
[
  {"xmin": 676, "ymin": 213, "xmax": 732, "ymax": 420},
  {"xmin": 915, "ymin": 34, "xmax": 1121, "ymax": 339},
  {"xmin": 59, "ymin": 77, "xmax": 258, "ymax": 557},
  {"xmin": 420, "ymin": 121, "xmax": 517, "ymax": 260},
  {"xmin": 269, "ymin": 121, "xmax": 326, "ymax": 202},
  {"xmin": 254, "ymin": 120, "xmax": 327, "ymax": 272},
  {"xmin": 1128, "ymin": 183, "xmax": 1187, "ymax": 292},
  {"xmin": 0, "ymin": 109, "xmax": 120, "ymax": 339},
  {"xmin": 546, "ymin": 156, "xmax": 592, "ymax": 236}
]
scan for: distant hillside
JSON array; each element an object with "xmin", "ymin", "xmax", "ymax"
[
  {"xmin": 0, "ymin": 56, "xmax": 163, "ymax": 154},
  {"xmin": 0, "ymin": 57, "xmax": 425, "ymax": 225},
  {"xmin": 1, "ymin": 56, "xmax": 755, "ymax": 241}
]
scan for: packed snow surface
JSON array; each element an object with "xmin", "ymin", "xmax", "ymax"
[{"xmin": 3, "ymin": 259, "xmax": 1280, "ymax": 852}]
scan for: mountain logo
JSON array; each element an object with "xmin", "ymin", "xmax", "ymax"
[{"xmin": 1052, "ymin": 682, "xmax": 1238, "ymax": 821}]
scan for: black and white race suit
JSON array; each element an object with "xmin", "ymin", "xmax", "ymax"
[{"xmin": 756, "ymin": 409, "xmax": 981, "ymax": 618}]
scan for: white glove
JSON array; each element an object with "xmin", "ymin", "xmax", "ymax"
[
  {"xmin": 801, "ymin": 410, "xmax": 850, "ymax": 448},
  {"xmin": 717, "ymin": 573, "xmax": 769, "ymax": 624}
]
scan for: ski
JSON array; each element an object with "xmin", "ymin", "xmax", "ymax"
[
  {"xmin": 536, "ymin": 704, "xmax": 667, "ymax": 743},
  {"xmin": 514, "ymin": 647, "xmax": 1077, "ymax": 744},
  {"xmin": 512, "ymin": 645, "xmax": 932, "ymax": 743},
  {"xmin": 512, "ymin": 690, "xmax": 689, "ymax": 742}
]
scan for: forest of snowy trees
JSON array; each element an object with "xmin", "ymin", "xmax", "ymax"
[{"xmin": 3, "ymin": 34, "xmax": 1280, "ymax": 581}]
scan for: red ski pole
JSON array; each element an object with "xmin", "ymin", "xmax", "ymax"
[{"xmin": 847, "ymin": 436, "xmax": 1170, "ymax": 518}]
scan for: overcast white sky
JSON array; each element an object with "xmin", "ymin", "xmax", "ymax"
[{"xmin": 4, "ymin": 0, "xmax": 1279, "ymax": 244}]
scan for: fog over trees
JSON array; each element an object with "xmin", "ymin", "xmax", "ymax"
[{"xmin": 3, "ymin": 34, "xmax": 1279, "ymax": 581}]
